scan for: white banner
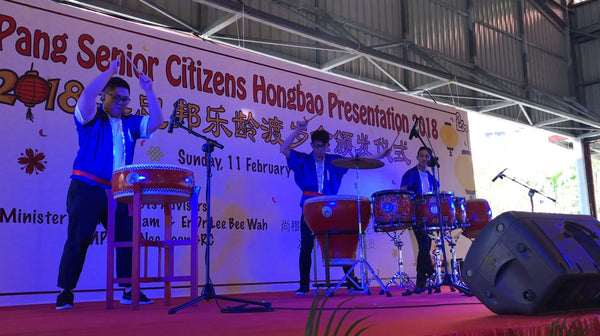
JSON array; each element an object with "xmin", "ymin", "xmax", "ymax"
[{"xmin": 0, "ymin": 0, "xmax": 475, "ymax": 305}]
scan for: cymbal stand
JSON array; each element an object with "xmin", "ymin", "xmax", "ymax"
[
  {"xmin": 402, "ymin": 123, "xmax": 470, "ymax": 296},
  {"xmin": 326, "ymin": 160, "xmax": 391, "ymax": 297},
  {"xmin": 379, "ymin": 230, "xmax": 415, "ymax": 294},
  {"xmin": 167, "ymin": 100, "xmax": 272, "ymax": 313}
]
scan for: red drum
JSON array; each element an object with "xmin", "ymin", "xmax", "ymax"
[
  {"xmin": 371, "ymin": 189, "xmax": 415, "ymax": 232},
  {"xmin": 462, "ymin": 198, "xmax": 492, "ymax": 239},
  {"xmin": 112, "ymin": 164, "xmax": 195, "ymax": 204},
  {"xmin": 454, "ymin": 196, "xmax": 468, "ymax": 227},
  {"xmin": 414, "ymin": 192, "xmax": 456, "ymax": 231},
  {"xmin": 303, "ymin": 195, "xmax": 371, "ymax": 265}
]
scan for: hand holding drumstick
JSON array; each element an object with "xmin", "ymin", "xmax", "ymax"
[
  {"xmin": 295, "ymin": 114, "xmax": 319, "ymax": 132},
  {"xmin": 378, "ymin": 132, "xmax": 401, "ymax": 158},
  {"xmin": 123, "ymin": 54, "xmax": 154, "ymax": 93}
]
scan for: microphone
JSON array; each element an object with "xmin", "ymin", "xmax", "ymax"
[
  {"xmin": 408, "ymin": 118, "xmax": 419, "ymax": 140},
  {"xmin": 492, "ymin": 168, "xmax": 507, "ymax": 182},
  {"xmin": 167, "ymin": 99, "xmax": 181, "ymax": 134}
]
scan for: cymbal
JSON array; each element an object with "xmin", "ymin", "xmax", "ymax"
[{"xmin": 331, "ymin": 157, "xmax": 384, "ymax": 169}]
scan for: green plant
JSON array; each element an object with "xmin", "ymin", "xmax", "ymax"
[
  {"xmin": 305, "ymin": 293, "xmax": 373, "ymax": 336},
  {"xmin": 548, "ymin": 316, "xmax": 591, "ymax": 336}
]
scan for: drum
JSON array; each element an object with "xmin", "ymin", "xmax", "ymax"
[
  {"xmin": 303, "ymin": 195, "xmax": 371, "ymax": 265},
  {"xmin": 414, "ymin": 192, "xmax": 456, "ymax": 231},
  {"xmin": 462, "ymin": 198, "xmax": 492, "ymax": 239},
  {"xmin": 112, "ymin": 164, "xmax": 195, "ymax": 204},
  {"xmin": 371, "ymin": 189, "xmax": 415, "ymax": 232},
  {"xmin": 454, "ymin": 196, "xmax": 468, "ymax": 227}
]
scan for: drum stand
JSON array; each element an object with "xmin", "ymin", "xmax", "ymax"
[
  {"xmin": 326, "ymin": 159, "xmax": 391, "ymax": 297},
  {"xmin": 448, "ymin": 232, "xmax": 466, "ymax": 287},
  {"xmin": 379, "ymin": 230, "xmax": 415, "ymax": 294},
  {"xmin": 425, "ymin": 228, "xmax": 465, "ymax": 292},
  {"xmin": 167, "ymin": 112, "xmax": 272, "ymax": 313}
]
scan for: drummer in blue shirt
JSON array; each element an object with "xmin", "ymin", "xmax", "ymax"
[
  {"xmin": 400, "ymin": 146, "xmax": 439, "ymax": 291},
  {"xmin": 280, "ymin": 118, "xmax": 390, "ymax": 295},
  {"xmin": 56, "ymin": 59, "xmax": 163, "ymax": 309}
]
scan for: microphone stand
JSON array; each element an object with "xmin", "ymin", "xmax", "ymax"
[
  {"xmin": 402, "ymin": 128, "xmax": 470, "ymax": 297},
  {"xmin": 167, "ymin": 116, "xmax": 272, "ymax": 314},
  {"xmin": 494, "ymin": 173, "xmax": 556, "ymax": 212}
]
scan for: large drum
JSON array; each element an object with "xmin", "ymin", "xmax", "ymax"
[
  {"xmin": 414, "ymin": 192, "xmax": 456, "ymax": 231},
  {"xmin": 454, "ymin": 196, "xmax": 468, "ymax": 227},
  {"xmin": 371, "ymin": 189, "xmax": 415, "ymax": 232},
  {"xmin": 112, "ymin": 164, "xmax": 195, "ymax": 204},
  {"xmin": 303, "ymin": 195, "xmax": 371, "ymax": 265},
  {"xmin": 462, "ymin": 198, "xmax": 492, "ymax": 239}
]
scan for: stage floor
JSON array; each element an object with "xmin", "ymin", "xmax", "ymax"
[{"xmin": 2, "ymin": 287, "xmax": 600, "ymax": 336}]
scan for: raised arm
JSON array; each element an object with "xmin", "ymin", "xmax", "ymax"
[
  {"xmin": 77, "ymin": 60, "xmax": 120, "ymax": 123},
  {"xmin": 280, "ymin": 119, "xmax": 308, "ymax": 159},
  {"xmin": 138, "ymin": 73, "xmax": 163, "ymax": 134},
  {"xmin": 365, "ymin": 146, "xmax": 392, "ymax": 161}
]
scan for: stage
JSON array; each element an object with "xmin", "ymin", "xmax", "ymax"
[{"xmin": 2, "ymin": 287, "xmax": 600, "ymax": 336}]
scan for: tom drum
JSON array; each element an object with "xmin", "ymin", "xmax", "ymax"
[
  {"xmin": 454, "ymin": 196, "xmax": 468, "ymax": 227},
  {"xmin": 462, "ymin": 198, "xmax": 492, "ymax": 239},
  {"xmin": 111, "ymin": 164, "xmax": 195, "ymax": 204},
  {"xmin": 371, "ymin": 189, "xmax": 415, "ymax": 232},
  {"xmin": 303, "ymin": 195, "xmax": 371, "ymax": 265},
  {"xmin": 414, "ymin": 192, "xmax": 456, "ymax": 231}
]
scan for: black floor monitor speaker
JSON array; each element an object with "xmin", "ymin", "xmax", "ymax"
[{"xmin": 463, "ymin": 211, "xmax": 600, "ymax": 315}]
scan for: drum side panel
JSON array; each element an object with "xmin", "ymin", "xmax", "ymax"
[{"xmin": 111, "ymin": 165, "xmax": 194, "ymax": 204}]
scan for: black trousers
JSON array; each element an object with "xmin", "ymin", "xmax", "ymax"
[
  {"xmin": 57, "ymin": 179, "xmax": 132, "ymax": 290},
  {"xmin": 299, "ymin": 214, "xmax": 314, "ymax": 289},
  {"xmin": 414, "ymin": 227, "xmax": 434, "ymax": 287},
  {"xmin": 299, "ymin": 213, "xmax": 356, "ymax": 290}
]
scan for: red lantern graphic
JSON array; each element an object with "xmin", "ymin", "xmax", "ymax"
[{"xmin": 14, "ymin": 63, "xmax": 50, "ymax": 122}]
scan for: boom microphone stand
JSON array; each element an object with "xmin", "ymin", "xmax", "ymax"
[
  {"xmin": 402, "ymin": 122, "xmax": 470, "ymax": 296},
  {"xmin": 167, "ymin": 101, "xmax": 272, "ymax": 314},
  {"xmin": 492, "ymin": 170, "xmax": 556, "ymax": 212}
]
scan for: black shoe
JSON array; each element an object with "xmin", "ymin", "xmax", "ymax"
[
  {"xmin": 56, "ymin": 290, "xmax": 74, "ymax": 310},
  {"xmin": 120, "ymin": 289, "xmax": 153, "ymax": 305},
  {"xmin": 295, "ymin": 285, "xmax": 310, "ymax": 295},
  {"xmin": 346, "ymin": 279, "xmax": 360, "ymax": 293}
]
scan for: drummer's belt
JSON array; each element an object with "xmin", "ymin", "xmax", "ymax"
[
  {"xmin": 72, "ymin": 170, "xmax": 111, "ymax": 187},
  {"xmin": 302, "ymin": 191, "xmax": 324, "ymax": 197}
]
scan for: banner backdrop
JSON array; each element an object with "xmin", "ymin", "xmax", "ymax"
[{"xmin": 0, "ymin": 0, "xmax": 475, "ymax": 305}]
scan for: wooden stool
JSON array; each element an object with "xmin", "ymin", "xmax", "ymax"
[{"xmin": 106, "ymin": 164, "xmax": 199, "ymax": 310}]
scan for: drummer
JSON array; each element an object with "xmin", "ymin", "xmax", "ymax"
[
  {"xmin": 280, "ymin": 119, "xmax": 390, "ymax": 295},
  {"xmin": 55, "ymin": 59, "xmax": 163, "ymax": 309},
  {"xmin": 399, "ymin": 146, "xmax": 439, "ymax": 291}
]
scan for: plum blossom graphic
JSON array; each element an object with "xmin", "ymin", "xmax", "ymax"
[{"xmin": 18, "ymin": 148, "xmax": 47, "ymax": 175}]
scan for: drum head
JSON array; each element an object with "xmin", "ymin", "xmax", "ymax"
[
  {"xmin": 371, "ymin": 189, "xmax": 414, "ymax": 198},
  {"xmin": 304, "ymin": 194, "xmax": 370, "ymax": 204}
]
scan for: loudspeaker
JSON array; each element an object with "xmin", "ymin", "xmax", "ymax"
[{"xmin": 463, "ymin": 211, "xmax": 600, "ymax": 315}]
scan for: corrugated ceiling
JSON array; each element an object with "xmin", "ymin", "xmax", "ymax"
[{"xmin": 55, "ymin": 0, "xmax": 600, "ymax": 146}]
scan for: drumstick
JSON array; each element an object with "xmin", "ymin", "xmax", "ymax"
[
  {"xmin": 391, "ymin": 131, "xmax": 401, "ymax": 145},
  {"xmin": 124, "ymin": 54, "xmax": 143, "ymax": 76},
  {"xmin": 303, "ymin": 114, "xmax": 320, "ymax": 123}
]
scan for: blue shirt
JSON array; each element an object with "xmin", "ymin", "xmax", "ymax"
[
  {"xmin": 400, "ymin": 165, "xmax": 439, "ymax": 194},
  {"xmin": 287, "ymin": 149, "xmax": 349, "ymax": 206},
  {"xmin": 71, "ymin": 107, "xmax": 146, "ymax": 187}
]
